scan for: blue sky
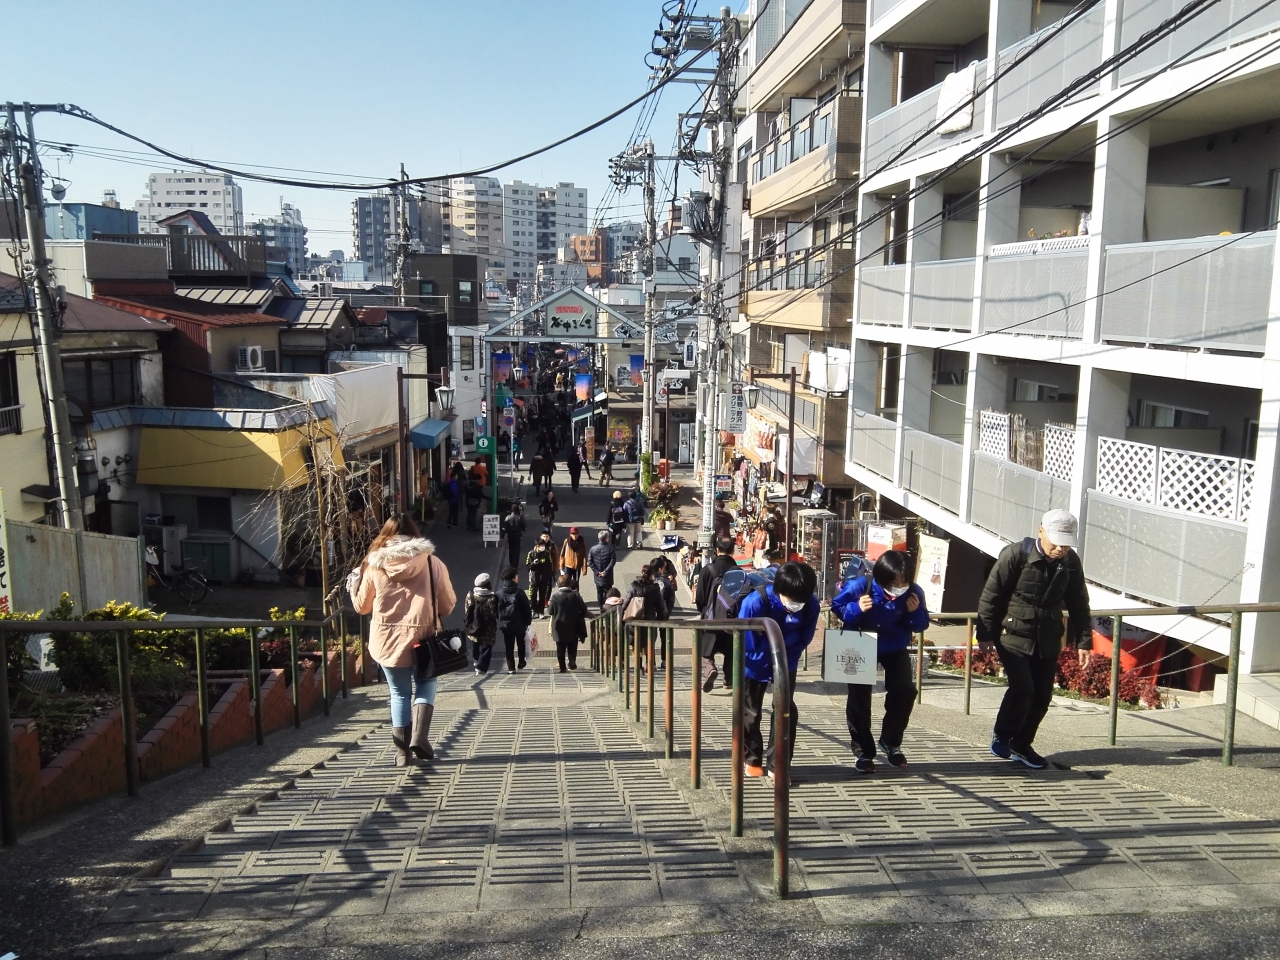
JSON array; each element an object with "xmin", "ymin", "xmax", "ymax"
[{"xmin": 4, "ymin": 0, "xmax": 724, "ymax": 255}]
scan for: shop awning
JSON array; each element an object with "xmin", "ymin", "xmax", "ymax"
[
  {"xmin": 571, "ymin": 406, "xmax": 595, "ymax": 422},
  {"xmin": 409, "ymin": 418, "xmax": 451, "ymax": 450}
]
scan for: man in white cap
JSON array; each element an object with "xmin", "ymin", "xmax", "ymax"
[{"xmin": 975, "ymin": 509, "xmax": 1092, "ymax": 769}]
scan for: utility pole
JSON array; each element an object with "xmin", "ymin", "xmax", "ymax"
[
  {"xmin": 8, "ymin": 104, "xmax": 83, "ymax": 530},
  {"xmin": 641, "ymin": 139, "xmax": 657, "ymax": 460},
  {"xmin": 697, "ymin": 7, "xmax": 737, "ymax": 546},
  {"xmin": 393, "ymin": 163, "xmax": 410, "ymax": 307}
]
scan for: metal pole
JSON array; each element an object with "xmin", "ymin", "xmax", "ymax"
[
  {"xmin": 396, "ymin": 365, "xmax": 409, "ymax": 513},
  {"xmin": 773, "ymin": 668, "xmax": 790, "ymax": 900},
  {"xmin": 339, "ymin": 608, "xmax": 349, "ymax": 698},
  {"xmin": 731, "ymin": 628, "xmax": 744, "ymax": 838},
  {"xmin": 664, "ymin": 628, "xmax": 674, "ymax": 759},
  {"xmin": 320, "ymin": 623, "xmax": 330, "ymax": 717},
  {"xmin": 0, "ymin": 632, "xmax": 17, "ymax": 846},
  {"xmin": 116, "ymin": 630, "xmax": 139, "ymax": 797},
  {"xmin": 1223, "ymin": 610, "xmax": 1243, "ymax": 766},
  {"xmin": 624, "ymin": 623, "xmax": 631, "ymax": 707},
  {"xmin": 634, "ymin": 625, "xmax": 643, "ymax": 724},
  {"xmin": 784, "ymin": 367, "xmax": 796, "ymax": 558},
  {"xmin": 915, "ymin": 631, "xmax": 925, "ymax": 705},
  {"xmin": 195, "ymin": 628, "xmax": 210, "ymax": 768},
  {"xmin": 691, "ymin": 628, "xmax": 703, "ymax": 789},
  {"xmin": 963, "ymin": 618, "xmax": 973, "ymax": 716},
  {"xmin": 14, "ymin": 113, "xmax": 83, "ymax": 530},
  {"xmin": 647, "ymin": 629, "xmax": 655, "ymax": 739},
  {"xmin": 288, "ymin": 626, "xmax": 301, "ymax": 729},
  {"xmin": 249, "ymin": 629, "xmax": 264, "ymax": 746},
  {"xmin": 1108, "ymin": 614, "xmax": 1123, "ymax": 746}
]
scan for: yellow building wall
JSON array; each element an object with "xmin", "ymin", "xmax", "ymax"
[{"xmin": 136, "ymin": 420, "xmax": 343, "ymax": 490}]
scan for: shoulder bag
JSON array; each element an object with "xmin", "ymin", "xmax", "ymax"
[{"xmin": 414, "ymin": 556, "xmax": 470, "ymax": 678}]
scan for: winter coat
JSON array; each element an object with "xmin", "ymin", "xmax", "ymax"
[
  {"xmin": 464, "ymin": 480, "xmax": 483, "ymax": 507},
  {"xmin": 444, "ymin": 478, "xmax": 460, "ymax": 504},
  {"xmin": 353, "ymin": 537, "xmax": 457, "ymax": 669},
  {"xmin": 495, "ymin": 579, "xmax": 533, "ymax": 633},
  {"xmin": 624, "ymin": 496, "xmax": 645, "ymax": 524},
  {"xmin": 560, "ymin": 535, "xmax": 589, "ymax": 573},
  {"xmin": 737, "ymin": 584, "xmax": 819, "ymax": 683},
  {"xmin": 548, "ymin": 586, "xmax": 589, "ymax": 644},
  {"xmin": 977, "ymin": 537, "xmax": 1092, "ymax": 658},
  {"xmin": 830, "ymin": 576, "xmax": 930, "ymax": 655},
  {"xmin": 539, "ymin": 495, "xmax": 559, "ymax": 522},
  {"xmin": 526, "ymin": 544, "xmax": 557, "ymax": 582},
  {"xmin": 694, "ymin": 554, "xmax": 740, "ymax": 614},
  {"xmin": 587, "ymin": 542, "xmax": 616, "ymax": 585},
  {"xmin": 464, "ymin": 587, "xmax": 498, "ymax": 645},
  {"xmin": 713, "ymin": 508, "xmax": 733, "ymax": 539},
  {"xmin": 623, "ymin": 578, "xmax": 668, "ymax": 620},
  {"xmin": 654, "ymin": 575, "xmax": 675, "ymax": 620}
]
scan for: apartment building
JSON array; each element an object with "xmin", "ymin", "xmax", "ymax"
[
  {"xmin": 443, "ymin": 177, "xmax": 505, "ymax": 285},
  {"xmin": 735, "ymin": 0, "xmax": 866, "ymax": 488},
  {"xmin": 843, "ymin": 0, "xmax": 1280, "ymax": 679},
  {"xmin": 247, "ymin": 202, "xmax": 308, "ymax": 276},
  {"xmin": 536, "ymin": 182, "xmax": 589, "ymax": 264},
  {"xmin": 504, "ymin": 180, "xmax": 540, "ymax": 287},
  {"xmin": 135, "ymin": 170, "xmax": 243, "ymax": 236},
  {"xmin": 351, "ymin": 194, "xmax": 393, "ymax": 283}
]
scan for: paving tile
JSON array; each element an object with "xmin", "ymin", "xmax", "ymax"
[{"xmin": 100, "ymin": 878, "xmax": 214, "ymax": 923}]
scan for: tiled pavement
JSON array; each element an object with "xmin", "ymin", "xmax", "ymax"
[{"xmin": 98, "ymin": 662, "xmax": 1280, "ymax": 939}]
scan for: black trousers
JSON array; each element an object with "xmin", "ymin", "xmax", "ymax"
[
  {"xmin": 743, "ymin": 674, "xmax": 798, "ymax": 770},
  {"xmin": 845, "ymin": 649, "xmax": 916, "ymax": 756},
  {"xmin": 700, "ymin": 631, "xmax": 733, "ymax": 688},
  {"xmin": 594, "ymin": 577, "xmax": 613, "ymax": 608},
  {"xmin": 465, "ymin": 504, "xmax": 479, "ymax": 530},
  {"xmin": 568, "ymin": 468, "xmax": 581, "ymax": 491},
  {"xmin": 556, "ymin": 640, "xmax": 579, "ymax": 671},
  {"xmin": 473, "ymin": 640, "xmax": 493, "ymax": 672},
  {"xmin": 507, "ymin": 539, "xmax": 522, "ymax": 571},
  {"xmin": 447, "ymin": 501, "xmax": 459, "ymax": 526},
  {"xmin": 502, "ymin": 627, "xmax": 527, "ymax": 671},
  {"xmin": 530, "ymin": 576, "xmax": 552, "ymax": 614},
  {"xmin": 993, "ymin": 642, "xmax": 1058, "ymax": 751}
]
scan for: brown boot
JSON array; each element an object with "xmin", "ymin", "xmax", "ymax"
[
  {"xmin": 391, "ymin": 726, "xmax": 413, "ymax": 767},
  {"xmin": 410, "ymin": 703, "xmax": 435, "ymax": 761}
]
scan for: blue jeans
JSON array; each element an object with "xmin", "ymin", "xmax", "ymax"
[{"xmin": 384, "ymin": 665, "xmax": 438, "ymax": 728}]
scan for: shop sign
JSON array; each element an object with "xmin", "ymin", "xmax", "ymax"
[{"xmin": 725, "ymin": 381, "xmax": 746, "ymax": 433}]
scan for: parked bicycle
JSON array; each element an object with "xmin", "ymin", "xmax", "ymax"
[{"xmin": 145, "ymin": 546, "xmax": 210, "ymax": 603}]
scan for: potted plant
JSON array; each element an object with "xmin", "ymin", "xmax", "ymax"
[{"xmin": 650, "ymin": 505, "xmax": 677, "ymax": 530}]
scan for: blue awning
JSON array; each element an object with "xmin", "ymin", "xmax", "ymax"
[
  {"xmin": 571, "ymin": 406, "xmax": 595, "ymax": 422},
  {"xmin": 409, "ymin": 418, "xmax": 451, "ymax": 450}
]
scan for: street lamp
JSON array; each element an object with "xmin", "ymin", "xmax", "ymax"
[
  {"xmin": 743, "ymin": 383, "xmax": 760, "ymax": 410},
  {"xmin": 435, "ymin": 384, "xmax": 455, "ymax": 414}
]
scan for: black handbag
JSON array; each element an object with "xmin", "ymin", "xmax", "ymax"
[{"xmin": 413, "ymin": 556, "xmax": 470, "ymax": 679}]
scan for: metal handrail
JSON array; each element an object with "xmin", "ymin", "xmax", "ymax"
[
  {"xmin": 622, "ymin": 615, "xmax": 793, "ymax": 899},
  {"xmin": 0, "ymin": 612, "xmax": 356, "ymax": 847}
]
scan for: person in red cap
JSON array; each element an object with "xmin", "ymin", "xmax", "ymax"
[{"xmin": 559, "ymin": 526, "xmax": 588, "ymax": 588}]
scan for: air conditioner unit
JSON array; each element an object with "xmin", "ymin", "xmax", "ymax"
[{"xmin": 237, "ymin": 345, "xmax": 265, "ymax": 371}]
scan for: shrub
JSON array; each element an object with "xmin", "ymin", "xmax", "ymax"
[
  {"xmin": 645, "ymin": 480, "xmax": 680, "ymax": 511},
  {"xmin": 639, "ymin": 452, "xmax": 654, "ymax": 491},
  {"xmin": 939, "ymin": 644, "xmax": 1002, "ymax": 677},
  {"xmin": 3, "ymin": 609, "xmax": 44, "ymax": 697},
  {"xmin": 1057, "ymin": 647, "xmax": 1161, "ymax": 708}
]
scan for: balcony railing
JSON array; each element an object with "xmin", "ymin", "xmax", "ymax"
[
  {"xmin": 849, "ymin": 407, "xmax": 898, "ymax": 480},
  {"xmin": 0, "ymin": 403, "xmax": 22, "ymax": 436},
  {"xmin": 1095, "ymin": 435, "xmax": 1254, "ymax": 523},
  {"xmin": 979, "ymin": 410, "xmax": 1075, "ymax": 482},
  {"xmin": 909, "ymin": 258, "xmax": 975, "ymax": 331},
  {"xmin": 970, "ymin": 451, "xmax": 1072, "ymax": 544},
  {"xmin": 981, "ymin": 246, "xmax": 1088, "ymax": 338},
  {"xmin": 749, "ymin": 96, "xmax": 861, "ymax": 214},
  {"xmin": 1119, "ymin": 0, "xmax": 1280, "ymax": 82},
  {"xmin": 858, "ymin": 263, "xmax": 907, "ymax": 325},
  {"xmin": 902, "ymin": 427, "xmax": 963, "ymax": 513},
  {"xmin": 870, "ymin": 0, "xmax": 910, "ymax": 24},
  {"xmin": 1099, "ymin": 233, "xmax": 1273, "ymax": 353},
  {"xmin": 93, "ymin": 233, "xmax": 268, "ymax": 277},
  {"xmin": 864, "ymin": 60, "xmax": 989, "ymax": 172},
  {"xmin": 994, "ymin": 4, "xmax": 1105, "ymax": 127}
]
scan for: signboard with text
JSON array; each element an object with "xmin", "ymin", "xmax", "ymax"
[
  {"xmin": 482, "ymin": 514, "xmax": 501, "ymax": 544},
  {"xmin": 725, "ymin": 381, "xmax": 746, "ymax": 433},
  {"xmin": 544, "ymin": 289, "xmax": 599, "ymax": 336}
]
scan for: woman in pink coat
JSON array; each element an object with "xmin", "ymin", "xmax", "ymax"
[{"xmin": 351, "ymin": 513, "xmax": 457, "ymax": 766}]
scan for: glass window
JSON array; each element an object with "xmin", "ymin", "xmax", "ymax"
[
  {"xmin": 458, "ymin": 281, "xmax": 473, "ymax": 303},
  {"xmin": 459, "ymin": 336, "xmax": 475, "ymax": 370}
]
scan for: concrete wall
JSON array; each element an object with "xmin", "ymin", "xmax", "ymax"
[
  {"xmin": 0, "ymin": 338, "xmax": 55, "ymax": 523},
  {"xmin": 1127, "ymin": 375, "xmax": 1259, "ymax": 458},
  {"xmin": 7, "ymin": 519, "xmax": 144, "ymax": 614},
  {"xmin": 206, "ymin": 326, "xmax": 282, "ymax": 374}
]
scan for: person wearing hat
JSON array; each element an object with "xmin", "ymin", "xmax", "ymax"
[
  {"xmin": 607, "ymin": 490, "xmax": 628, "ymax": 547},
  {"xmin": 976, "ymin": 509, "xmax": 1092, "ymax": 770},
  {"xmin": 559, "ymin": 526, "xmax": 588, "ymax": 587},
  {"xmin": 464, "ymin": 573, "xmax": 499, "ymax": 675}
]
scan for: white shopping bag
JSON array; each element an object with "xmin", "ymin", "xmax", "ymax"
[{"xmin": 822, "ymin": 629, "xmax": 878, "ymax": 685}]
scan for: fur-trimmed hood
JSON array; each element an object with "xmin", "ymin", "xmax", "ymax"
[{"xmin": 366, "ymin": 536, "xmax": 436, "ymax": 581}]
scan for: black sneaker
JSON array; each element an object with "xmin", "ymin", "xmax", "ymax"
[
  {"xmin": 878, "ymin": 740, "xmax": 907, "ymax": 768},
  {"xmin": 990, "ymin": 736, "xmax": 1012, "ymax": 760},
  {"xmin": 1011, "ymin": 746, "xmax": 1048, "ymax": 770},
  {"xmin": 701, "ymin": 661, "xmax": 718, "ymax": 693},
  {"xmin": 854, "ymin": 754, "xmax": 876, "ymax": 774}
]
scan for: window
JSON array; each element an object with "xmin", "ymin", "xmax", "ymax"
[
  {"xmin": 0, "ymin": 353, "xmax": 19, "ymax": 434},
  {"xmin": 459, "ymin": 336, "xmax": 475, "ymax": 370},
  {"xmin": 457, "ymin": 281, "xmax": 474, "ymax": 304},
  {"xmin": 63, "ymin": 357, "xmax": 137, "ymax": 412},
  {"xmin": 161, "ymin": 494, "xmax": 233, "ymax": 532},
  {"xmin": 1136, "ymin": 399, "xmax": 1209, "ymax": 429},
  {"xmin": 1012, "ymin": 378, "xmax": 1059, "ymax": 402}
]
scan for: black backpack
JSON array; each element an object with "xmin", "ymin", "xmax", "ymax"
[
  {"xmin": 702, "ymin": 568, "xmax": 768, "ymax": 621},
  {"xmin": 497, "ymin": 586, "xmax": 521, "ymax": 625},
  {"xmin": 609, "ymin": 503, "xmax": 627, "ymax": 525},
  {"xmin": 465, "ymin": 592, "xmax": 497, "ymax": 638}
]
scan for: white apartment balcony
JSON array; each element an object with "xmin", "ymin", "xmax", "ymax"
[
  {"xmin": 748, "ymin": 0, "xmax": 867, "ymax": 114},
  {"xmin": 749, "ymin": 95, "xmax": 862, "ymax": 217},
  {"xmin": 993, "ymin": 5, "xmax": 1105, "ymax": 127},
  {"xmin": 864, "ymin": 61, "xmax": 989, "ymax": 173},
  {"xmin": 1119, "ymin": 0, "xmax": 1280, "ymax": 83},
  {"xmin": 981, "ymin": 237, "xmax": 1089, "ymax": 339},
  {"xmin": 1100, "ymin": 233, "xmax": 1274, "ymax": 352},
  {"xmin": 1084, "ymin": 435, "xmax": 1252, "ymax": 607}
]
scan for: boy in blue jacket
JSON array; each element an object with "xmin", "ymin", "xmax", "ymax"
[
  {"xmin": 830, "ymin": 548, "xmax": 929, "ymax": 772},
  {"xmin": 738, "ymin": 561, "xmax": 820, "ymax": 781}
]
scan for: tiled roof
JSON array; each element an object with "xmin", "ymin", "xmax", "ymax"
[
  {"xmin": 0, "ymin": 273, "xmax": 170, "ymax": 332},
  {"xmin": 173, "ymin": 286, "xmax": 274, "ymax": 306},
  {"xmin": 94, "ymin": 293, "xmax": 283, "ymax": 328}
]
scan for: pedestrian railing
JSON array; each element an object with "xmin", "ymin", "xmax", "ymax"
[
  {"xmin": 0, "ymin": 608, "xmax": 362, "ymax": 848},
  {"xmin": 588, "ymin": 609, "xmax": 793, "ymax": 898},
  {"xmin": 905, "ymin": 602, "xmax": 1276, "ymax": 767}
]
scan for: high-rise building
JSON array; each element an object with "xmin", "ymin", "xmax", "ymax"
[
  {"xmin": 536, "ymin": 182, "xmax": 588, "ymax": 264},
  {"xmin": 351, "ymin": 194, "xmax": 393, "ymax": 283},
  {"xmin": 247, "ymin": 202, "xmax": 308, "ymax": 276},
  {"xmin": 503, "ymin": 180, "xmax": 540, "ymax": 288},
  {"xmin": 135, "ymin": 170, "xmax": 243, "ymax": 235},
  {"xmin": 442, "ymin": 177, "xmax": 505, "ymax": 284}
]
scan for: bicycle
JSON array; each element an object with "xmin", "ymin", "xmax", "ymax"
[{"xmin": 145, "ymin": 546, "xmax": 210, "ymax": 604}]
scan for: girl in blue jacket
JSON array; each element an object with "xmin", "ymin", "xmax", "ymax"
[
  {"xmin": 737, "ymin": 562, "xmax": 820, "ymax": 782},
  {"xmin": 830, "ymin": 548, "xmax": 929, "ymax": 773}
]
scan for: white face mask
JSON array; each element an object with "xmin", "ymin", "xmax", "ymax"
[
  {"xmin": 780, "ymin": 597, "xmax": 806, "ymax": 613},
  {"xmin": 884, "ymin": 584, "xmax": 909, "ymax": 598}
]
